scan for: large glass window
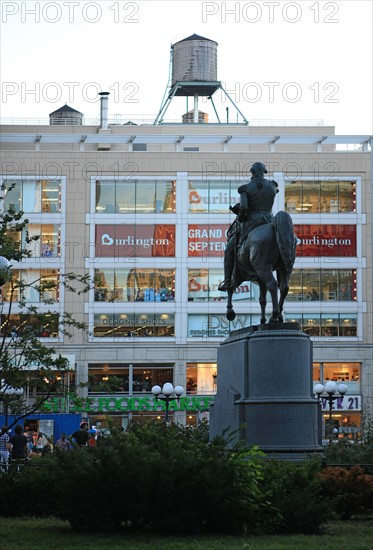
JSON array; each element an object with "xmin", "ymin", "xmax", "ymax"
[
  {"xmin": 313, "ymin": 363, "xmax": 361, "ymax": 394},
  {"xmin": 285, "ymin": 179, "xmax": 356, "ymax": 213},
  {"xmin": 186, "ymin": 364, "xmax": 217, "ymax": 394},
  {"xmin": 188, "ymin": 268, "xmax": 259, "ymax": 302},
  {"xmin": 93, "ymin": 313, "xmax": 175, "ymax": 338},
  {"xmin": 94, "ymin": 269, "xmax": 175, "ymax": 302},
  {"xmin": 2, "ymin": 179, "xmax": 61, "ymax": 213},
  {"xmin": 1, "ymin": 269, "xmax": 59, "ymax": 303},
  {"xmin": 19, "ymin": 224, "xmax": 61, "ymax": 258},
  {"xmin": 287, "ymin": 270, "xmax": 356, "ymax": 302},
  {"xmin": 95, "ymin": 179, "xmax": 176, "ymax": 214},
  {"xmin": 288, "ymin": 314, "xmax": 357, "ymax": 337},
  {"xmin": 188, "ymin": 180, "xmax": 240, "ymax": 213},
  {"xmin": 0, "ymin": 313, "xmax": 59, "ymax": 338},
  {"xmin": 88, "ymin": 364, "xmax": 174, "ymax": 393}
]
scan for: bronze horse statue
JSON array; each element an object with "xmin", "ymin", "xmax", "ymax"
[{"xmin": 225, "ymin": 210, "xmax": 297, "ymax": 324}]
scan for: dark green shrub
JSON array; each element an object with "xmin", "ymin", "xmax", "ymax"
[
  {"xmin": 0, "ymin": 456, "xmax": 58, "ymax": 517},
  {"xmin": 54, "ymin": 422, "xmax": 269, "ymax": 534},
  {"xmin": 259, "ymin": 458, "xmax": 331, "ymax": 534},
  {"xmin": 0, "ymin": 421, "xmax": 270, "ymax": 535},
  {"xmin": 318, "ymin": 465, "xmax": 373, "ymax": 519}
]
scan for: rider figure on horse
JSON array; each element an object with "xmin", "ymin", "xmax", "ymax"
[{"xmin": 218, "ymin": 162, "xmax": 279, "ymax": 292}]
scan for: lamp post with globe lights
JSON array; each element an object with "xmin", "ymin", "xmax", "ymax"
[
  {"xmin": 151, "ymin": 383, "xmax": 184, "ymax": 424},
  {"xmin": 314, "ymin": 381, "xmax": 348, "ymax": 444}
]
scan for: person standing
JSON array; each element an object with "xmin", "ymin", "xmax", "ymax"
[
  {"xmin": 9, "ymin": 424, "xmax": 29, "ymax": 460},
  {"xmin": 0, "ymin": 426, "xmax": 11, "ymax": 471},
  {"xmin": 55, "ymin": 433, "xmax": 72, "ymax": 452},
  {"xmin": 70, "ymin": 422, "xmax": 89, "ymax": 447}
]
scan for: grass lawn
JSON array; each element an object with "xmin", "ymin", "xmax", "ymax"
[{"xmin": 1, "ymin": 516, "xmax": 373, "ymax": 550}]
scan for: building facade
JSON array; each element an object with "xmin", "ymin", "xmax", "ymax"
[{"xmin": 0, "ymin": 116, "xmax": 372, "ymax": 441}]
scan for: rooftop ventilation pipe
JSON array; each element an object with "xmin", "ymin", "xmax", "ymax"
[{"xmin": 99, "ymin": 92, "xmax": 110, "ymax": 130}]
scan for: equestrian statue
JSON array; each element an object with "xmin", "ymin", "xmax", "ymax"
[{"xmin": 218, "ymin": 162, "xmax": 297, "ymax": 324}]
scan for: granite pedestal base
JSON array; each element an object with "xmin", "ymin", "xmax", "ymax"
[{"xmin": 209, "ymin": 324, "xmax": 323, "ymax": 460}]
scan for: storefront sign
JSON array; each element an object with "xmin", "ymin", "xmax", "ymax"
[
  {"xmin": 188, "ymin": 314, "xmax": 257, "ymax": 337},
  {"xmin": 44, "ymin": 395, "xmax": 215, "ymax": 414},
  {"xmin": 320, "ymin": 395, "xmax": 361, "ymax": 412},
  {"xmin": 294, "ymin": 225, "xmax": 356, "ymax": 256},
  {"xmin": 188, "ymin": 225, "xmax": 228, "ymax": 257},
  {"xmin": 95, "ymin": 225, "xmax": 175, "ymax": 257}
]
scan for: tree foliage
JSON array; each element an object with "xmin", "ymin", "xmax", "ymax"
[{"xmin": 0, "ymin": 182, "xmax": 91, "ymax": 429}]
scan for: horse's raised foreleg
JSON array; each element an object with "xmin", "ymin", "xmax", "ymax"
[{"xmin": 226, "ymin": 288, "xmax": 236, "ymax": 321}]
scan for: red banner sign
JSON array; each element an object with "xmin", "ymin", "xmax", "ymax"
[
  {"xmin": 95, "ymin": 225, "xmax": 175, "ymax": 257},
  {"xmin": 188, "ymin": 225, "xmax": 228, "ymax": 257},
  {"xmin": 294, "ymin": 225, "xmax": 356, "ymax": 256}
]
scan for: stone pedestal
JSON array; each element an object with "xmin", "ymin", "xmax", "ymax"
[{"xmin": 209, "ymin": 324, "xmax": 323, "ymax": 460}]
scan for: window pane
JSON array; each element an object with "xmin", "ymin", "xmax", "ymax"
[
  {"xmin": 189, "ymin": 181, "xmax": 208, "ymax": 213},
  {"xmin": 208, "ymin": 181, "xmax": 232, "ymax": 213},
  {"xmin": 21, "ymin": 271, "xmax": 40, "ymax": 302},
  {"xmin": 136, "ymin": 181, "xmax": 156, "ymax": 213},
  {"xmin": 285, "ymin": 180, "xmax": 302, "ymax": 213},
  {"xmin": 41, "ymin": 180, "xmax": 61, "ymax": 212},
  {"xmin": 339, "ymin": 315, "xmax": 357, "ymax": 336},
  {"xmin": 321, "ymin": 314, "xmax": 339, "ymax": 337},
  {"xmin": 41, "ymin": 224, "xmax": 60, "ymax": 258},
  {"xmin": 287, "ymin": 270, "xmax": 302, "ymax": 301},
  {"xmin": 40, "ymin": 269, "xmax": 59, "ymax": 302},
  {"xmin": 116, "ymin": 180, "xmax": 136, "ymax": 213},
  {"xmin": 3, "ymin": 181, "xmax": 21, "ymax": 212},
  {"xmin": 156, "ymin": 180, "xmax": 176, "ymax": 213},
  {"xmin": 338, "ymin": 181, "xmax": 356, "ymax": 213},
  {"xmin": 313, "ymin": 364, "xmax": 321, "ymax": 382},
  {"xmin": 133, "ymin": 367, "xmax": 173, "ymax": 392},
  {"xmin": 321, "ymin": 181, "xmax": 338, "ymax": 213},
  {"xmin": 303, "ymin": 315, "xmax": 320, "ymax": 336},
  {"xmin": 89, "ymin": 366, "xmax": 130, "ymax": 392},
  {"xmin": 302, "ymin": 270, "xmax": 320, "ymax": 301},
  {"xmin": 188, "ymin": 269, "xmax": 209, "ymax": 302},
  {"xmin": 302, "ymin": 181, "xmax": 320, "ymax": 213},
  {"xmin": 96, "ymin": 181, "xmax": 116, "ymax": 213},
  {"xmin": 94, "ymin": 270, "xmax": 115, "ymax": 302},
  {"xmin": 339, "ymin": 270, "xmax": 356, "ymax": 301},
  {"xmin": 320, "ymin": 270, "xmax": 339, "ymax": 301},
  {"xmin": 23, "ymin": 180, "xmax": 41, "ymax": 212},
  {"xmin": 0, "ymin": 269, "xmax": 20, "ymax": 301}
]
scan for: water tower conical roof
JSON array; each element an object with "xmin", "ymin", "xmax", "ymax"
[
  {"xmin": 173, "ymin": 33, "xmax": 218, "ymax": 46},
  {"xmin": 49, "ymin": 104, "xmax": 83, "ymax": 117}
]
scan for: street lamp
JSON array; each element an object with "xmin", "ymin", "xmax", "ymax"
[
  {"xmin": 314, "ymin": 381, "xmax": 348, "ymax": 444},
  {"xmin": 151, "ymin": 383, "xmax": 184, "ymax": 424}
]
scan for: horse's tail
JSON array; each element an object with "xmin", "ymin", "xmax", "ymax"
[{"xmin": 273, "ymin": 211, "xmax": 297, "ymax": 273}]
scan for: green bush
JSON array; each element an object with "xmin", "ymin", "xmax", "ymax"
[
  {"xmin": 0, "ymin": 456, "xmax": 58, "ymax": 517},
  {"xmin": 55, "ymin": 422, "xmax": 270, "ymax": 534},
  {"xmin": 258, "ymin": 458, "xmax": 332, "ymax": 534},
  {"xmin": 323, "ymin": 411, "xmax": 373, "ymax": 472},
  {"xmin": 0, "ymin": 422, "xmax": 270, "ymax": 535}
]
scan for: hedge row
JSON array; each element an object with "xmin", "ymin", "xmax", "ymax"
[{"xmin": 1, "ymin": 422, "xmax": 372, "ymax": 534}]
